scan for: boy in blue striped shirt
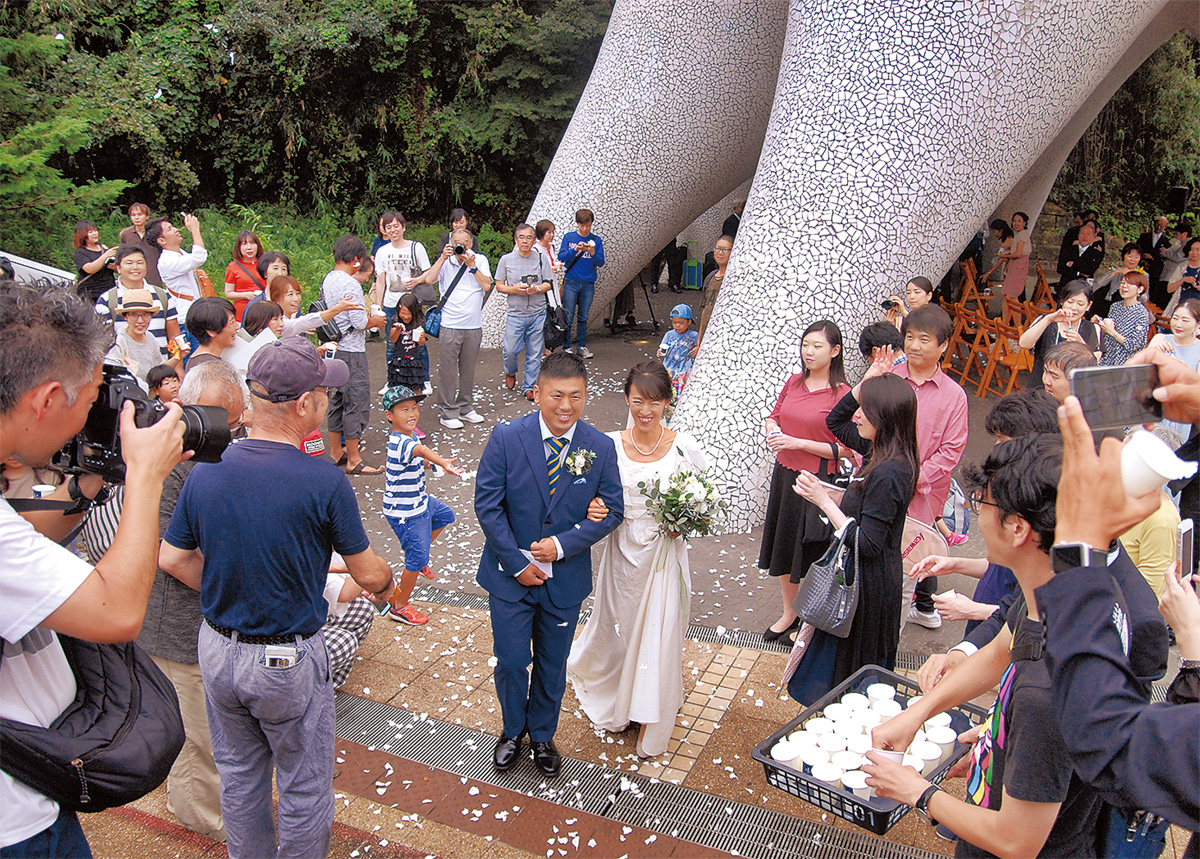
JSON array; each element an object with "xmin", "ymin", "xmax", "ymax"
[{"xmin": 382, "ymin": 386, "xmax": 462, "ymax": 624}]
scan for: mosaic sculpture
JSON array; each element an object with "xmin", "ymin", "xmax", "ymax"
[{"xmin": 486, "ymin": 0, "xmax": 1198, "ymax": 530}]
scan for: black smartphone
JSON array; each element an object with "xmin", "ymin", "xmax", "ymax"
[
  {"xmin": 1178, "ymin": 519, "xmax": 1194, "ymax": 580},
  {"xmin": 1069, "ymin": 364, "xmax": 1163, "ymax": 431}
]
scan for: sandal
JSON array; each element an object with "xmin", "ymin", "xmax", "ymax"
[
  {"xmin": 333, "ymin": 453, "xmax": 348, "ymax": 467},
  {"xmin": 346, "ymin": 462, "xmax": 383, "ymax": 475}
]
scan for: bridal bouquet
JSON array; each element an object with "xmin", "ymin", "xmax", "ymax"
[{"xmin": 638, "ymin": 460, "xmax": 726, "ymax": 539}]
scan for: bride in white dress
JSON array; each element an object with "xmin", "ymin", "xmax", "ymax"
[{"xmin": 567, "ymin": 361, "xmax": 708, "ymax": 758}]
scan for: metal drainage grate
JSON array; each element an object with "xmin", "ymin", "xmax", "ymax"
[{"xmin": 334, "ymin": 693, "xmax": 942, "ymax": 859}]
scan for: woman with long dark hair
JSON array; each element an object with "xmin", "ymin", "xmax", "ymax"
[
  {"xmin": 787, "ymin": 364, "xmax": 920, "ymax": 704},
  {"xmin": 759, "ymin": 320, "xmax": 850, "ymax": 645}
]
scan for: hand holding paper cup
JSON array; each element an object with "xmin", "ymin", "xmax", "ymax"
[{"xmin": 1122, "ymin": 430, "xmax": 1196, "ymax": 498}]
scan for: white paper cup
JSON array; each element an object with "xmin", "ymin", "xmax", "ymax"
[
  {"xmin": 925, "ymin": 726, "xmax": 958, "ymax": 763},
  {"xmin": 846, "ymin": 734, "xmax": 873, "ymax": 755},
  {"xmin": 811, "ymin": 761, "xmax": 844, "ymax": 789},
  {"xmin": 866, "ymin": 683, "xmax": 895, "ymax": 703},
  {"xmin": 857, "ymin": 710, "xmax": 883, "ymax": 732},
  {"xmin": 912, "ymin": 740, "xmax": 943, "ymax": 774},
  {"xmin": 870, "ymin": 747, "xmax": 904, "ymax": 765},
  {"xmin": 905, "ymin": 695, "xmax": 923, "ymax": 709},
  {"xmin": 799, "ymin": 747, "xmax": 829, "ymax": 774},
  {"xmin": 872, "ymin": 698, "xmax": 902, "ymax": 720},
  {"xmin": 840, "ymin": 692, "xmax": 871, "ymax": 712},
  {"xmin": 840, "ymin": 769, "xmax": 874, "ymax": 799},
  {"xmin": 834, "ymin": 719, "xmax": 864, "ymax": 740},
  {"xmin": 771, "ymin": 738, "xmax": 800, "ymax": 768},
  {"xmin": 805, "ymin": 717, "xmax": 835, "ymax": 736},
  {"xmin": 1122, "ymin": 430, "xmax": 1198, "ymax": 498},
  {"xmin": 902, "ymin": 752, "xmax": 927, "ymax": 774},
  {"xmin": 924, "ymin": 712, "xmax": 952, "ymax": 730},
  {"xmin": 823, "ymin": 702, "xmax": 851, "ymax": 723},
  {"xmin": 789, "ymin": 730, "xmax": 821, "ymax": 751},
  {"xmin": 818, "ymin": 732, "xmax": 848, "ymax": 754},
  {"xmin": 913, "ymin": 729, "xmax": 927, "ymax": 746},
  {"xmin": 832, "ymin": 750, "xmax": 865, "ymax": 772}
]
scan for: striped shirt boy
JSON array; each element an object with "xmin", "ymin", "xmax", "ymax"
[{"xmin": 383, "ymin": 431, "xmax": 427, "ymax": 519}]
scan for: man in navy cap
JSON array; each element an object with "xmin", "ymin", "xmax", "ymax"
[{"xmin": 160, "ymin": 336, "xmax": 395, "ymax": 859}]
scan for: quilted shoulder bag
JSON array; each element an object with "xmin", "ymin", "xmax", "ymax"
[{"xmin": 792, "ymin": 520, "xmax": 861, "ymax": 638}]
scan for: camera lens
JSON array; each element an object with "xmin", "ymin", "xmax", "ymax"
[
  {"xmin": 179, "ymin": 405, "xmax": 233, "ymax": 463},
  {"xmin": 453, "ymin": 244, "xmax": 466, "ymax": 255}
]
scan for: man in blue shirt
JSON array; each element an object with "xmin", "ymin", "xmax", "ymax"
[
  {"xmin": 556, "ymin": 208, "xmax": 605, "ymax": 359},
  {"xmin": 160, "ymin": 337, "xmax": 395, "ymax": 859}
]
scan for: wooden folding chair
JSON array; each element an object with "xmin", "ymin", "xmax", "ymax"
[
  {"xmin": 1031, "ymin": 264, "xmax": 1056, "ymax": 311},
  {"xmin": 942, "ymin": 302, "xmax": 976, "ymax": 372},
  {"xmin": 1001, "ymin": 295, "xmax": 1029, "ymax": 329},
  {"xmin": 957, "ymin": 262, "xmax": 988, "ymax": 314},
  {"xmin": 955, "ymin": 308, "xmax": 995, "ymax": 393},
  {"xmin": 978, "ymin": 317, "xmax": 1033, "ymax": 398}
]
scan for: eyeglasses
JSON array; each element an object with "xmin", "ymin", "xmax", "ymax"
[
  {"xmin": 966, "ymin": 489, "xmax": 1000, "ymax": 515},
  {"xmin": 714, "ymin": 246, "xmax": 732, "ymax": 253}
]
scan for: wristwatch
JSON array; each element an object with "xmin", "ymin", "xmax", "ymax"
[
  {"xmin": 1180, "ymin": 657, "xmax": 1200, "ymax": 671},
  {"xmin": 1051, "ymin": 542, "xmax": 1108, "ymax": 574},
  {"xmin": 468, "ymin": 266, "xmax": 478, "ymax": 274},
  {"xmin": 914, "ymin": 783, "xmax": 944, "ymax": 825}
]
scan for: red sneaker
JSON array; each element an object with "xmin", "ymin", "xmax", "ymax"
[{"xmin": 388, "ymin": 603, "xmax": 428, "ymax": 625}]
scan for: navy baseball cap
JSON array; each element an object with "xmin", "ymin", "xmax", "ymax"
[{"xmin": 247, "ymin": 336, "xmax": 349, "ymax": 402}]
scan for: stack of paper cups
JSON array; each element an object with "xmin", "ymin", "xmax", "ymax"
[
  {"xmin": 805, "ymin": 717, "xmax": 834, "ymax": 736},
  {"xmin": 846, "ymin": 734, "xmax": 873, "ymax": 756},
  {"xmin": 799, "ymin": 746, "xmax": 829, "ymax": 775},
  {"xmin": 911, "ymin": 741, "xmax": 942, "ymax": 774},
  {"xmin": 832, "ymin": 750, "xmax": 865, "ymax": 772},
  {"xmin": 902, "ymin": 752, "xmax": 925, "ymax": 774},
  {"xmin": 840, "ymin": 692, "xmax": 870, "ymax": 712},
  {"xmin": 840, "ymin": 769, "xmax": 873, "ymax": 799},
  {"xmin": 866, "ymin": 683, "xmax": 895, "ymax": 705},
  {"xmin": 872, "ymin": 698, "xmax": 902, "ymax": 721},
  {"xmin": 811, "ymin": 762, "xmax": 844, "ymax": 789},
  {"xmin": 925, "ymin": 725, "xmax": 958, "ymax": 763},
  {"xmin": 858, "ymin": 710, "xmax": 883, "ymax": 732},
  {"xmin": 871, "ymin": 748, "xmax": 904, "ymax": 765},
  {"xmin": 789, "ymin": 730, "xmax": 821, "ymax": 753},
  {"xmin": 818, "ymin": 732, "xmax": 848, "ymax": 754},
  {"xmin": 771, "ymin": 738, "xmax": 800, "ymax": 769},
  {"xmin": 924, "ymin": 712, "xmax": 952, "ymax": 730}
]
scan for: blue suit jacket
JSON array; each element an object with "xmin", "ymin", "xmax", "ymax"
[{"xmin": 475, "ymin": 413, "xmax": 624, "ymax": 608}]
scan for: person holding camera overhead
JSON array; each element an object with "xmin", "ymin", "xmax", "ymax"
[
  {"xmin": 496, "ymin": 223, "xmax": 554, "ymax": 402},
  {"xmin": 408, "ymin": 230, "xmax": 494, "ymax": 429},
  {"xmin": 0, "ymin": 281, "xmax": 187, "ymax": 857}
]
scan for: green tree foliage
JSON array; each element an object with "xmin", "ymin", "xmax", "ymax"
[
  {"xmin": 1, "ymin": 0, "xmax": 611, "ymax": 266},
  {"xmin": 1052, "ymin": 31, "xmax": 1200, "ymax": 223}
]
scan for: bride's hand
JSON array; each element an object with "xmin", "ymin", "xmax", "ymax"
[{"xmin": 587, "ymin": 496, "xmax": 609, "ymax": 522}]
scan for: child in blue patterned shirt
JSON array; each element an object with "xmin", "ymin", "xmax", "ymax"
[
  {"xmin": 658, "ymin": 303, "xmax": 699, "ymax": 396},
  {"xmin": 381, "ymin": 385, "xmax": 462, "ymax": 625}
]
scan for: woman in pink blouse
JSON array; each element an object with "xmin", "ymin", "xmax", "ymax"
[{"xmin": 759, "ymin": 320, "xmax": 850, "ymax": 644}]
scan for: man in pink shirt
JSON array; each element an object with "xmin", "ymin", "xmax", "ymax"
[{"xmin": 892, "ymin": 305, "xmax": 968, "ymax": 628}]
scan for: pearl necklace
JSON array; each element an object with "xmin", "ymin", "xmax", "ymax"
[{"xmin": 630, "ymin": 424, "xmax": 666, "ymax": 456}]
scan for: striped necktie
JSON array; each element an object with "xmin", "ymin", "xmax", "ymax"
[{"xmin": 546, "ymin": 437, "xmax": 566, "ymax": 495}]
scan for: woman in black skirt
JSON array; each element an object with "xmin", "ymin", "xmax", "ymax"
[{"xmin": 759, "ymin": 320, "xmax": 850, "ymax": 644}]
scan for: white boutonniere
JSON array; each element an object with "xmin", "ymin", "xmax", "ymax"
[{"xmin": 564, "ymin": 449, "xmax": 596, "ymax": 476}]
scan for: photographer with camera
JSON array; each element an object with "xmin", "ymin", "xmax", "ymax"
[
  {"xmin": 0, "ymin": 282, "xmax": 186, "ymax": 856},
  {"xmin": 409, "ymin": 228, "xmax": 494, "ymax": 429},
  {"xmin": 496, "ymin": 223, "xmax": 554, "ymax": 401}
]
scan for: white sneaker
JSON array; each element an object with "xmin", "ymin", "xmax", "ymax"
[
  {"xmin": 461, "ymin": 410, "xmax": 484, "ymax": 424},
  {"xmin": 422, "ymin": 382, "xmax": 433, "ymax": 396},
  {"xmin": 562, "ymin": 347, "xmax": 573, "ymax": 355},
  {"xmin": 439, "ymin": 417, "xmax": 464, "ymax": 430},
  {"xmin": 576, "ymin": 347, "xmax": 595, "ymax": 359},
  {"xmin": 907, "ymin": 606, "xmax": 943, "ymax": 629},
  {"xmin": 378, "ymin": 384, "xmax": 389, "ymax": 395}
]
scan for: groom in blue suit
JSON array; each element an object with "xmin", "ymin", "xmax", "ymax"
[{"xmin": 475, "ymin": 351, "xmax": 624, "ymax": 776}]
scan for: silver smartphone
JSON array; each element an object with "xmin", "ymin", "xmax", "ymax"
[
  {"xmin": 1069, "ymin": 364, "xmax": 1163, "ymax": 431},
  {"xmin": 1178, "ymin": 519, "xmax": 1194, "ymax": 581}
]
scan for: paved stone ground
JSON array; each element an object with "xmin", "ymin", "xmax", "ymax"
[{"xmin": 78, "ymin": 283, "xmax": 1187, "ymax": 858}]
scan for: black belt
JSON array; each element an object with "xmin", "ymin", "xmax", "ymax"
[{"xmin": 204, "ymin": 617, "xmax": 317, "ymax": 646}]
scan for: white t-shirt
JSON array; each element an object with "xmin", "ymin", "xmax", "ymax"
[
  {"xmin": 0, "ymin": 497, "xmax": 94, "ymax": 846},
  {"xmin": 438, "ymin": 254, "xmax": 491, "ymax": 329},
  {"xmin": 375, "ymin": 242, "xmax": 432, "ymax": 309},
  {"xmin": 105, "ymin": 328, "xmax": 167, "ymax": 386}
]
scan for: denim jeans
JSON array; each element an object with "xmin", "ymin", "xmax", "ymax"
[
  {"xmin": 383, "ymin": 305, "xmax": 398, "ymax": 364},
  {"xmin": 562, "ymin": 278, "xmax": 595, "ymax": 350},
  {"xmin": 502, "ymin": 310, "xmax": 546, "ymax": 392},
  {"xmin": 198, "ymin": 623, "xmax": 335, "ymax": 859},
  {"xmin": 1, "ymin": 807, "xmax": 91, "ymax": 858}
]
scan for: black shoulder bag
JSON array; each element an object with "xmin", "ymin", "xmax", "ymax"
[{"xmin": 424, "ymin": 263, "xmax": 470, "ymax": 339}]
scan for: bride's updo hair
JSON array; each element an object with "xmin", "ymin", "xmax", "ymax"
[{"xmin": 624, "ymin": 360, "xmax": 673, "ymax": 401}]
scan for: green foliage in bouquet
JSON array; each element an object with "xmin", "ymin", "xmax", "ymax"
[{"xmin": 637, "ymin": 455, "xmax": 727, "ymax": 539}]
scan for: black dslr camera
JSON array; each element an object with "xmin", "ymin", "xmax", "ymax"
[
  {"xmin": 453, "ymin": 244, "xmax": 467, "ymax": 255},
  {"xmin": 54, "ymin": 366, "xmax": 231, "ymax": 483}
]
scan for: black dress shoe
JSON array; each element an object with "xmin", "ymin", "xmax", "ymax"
[
  {"xmin": 763, "ymin": 617, "xmax": 800, "ymax": 643},
  {"xmin": 493, "ymin": 735, "xmax": 523, "ymax": 771},
  {"xmin": 531, "ymin": 740, "xmax": 562, "ymax": 777},
  {"xmin": 651, "ymin": 284, "xmax": 659, "ymax": 293}
]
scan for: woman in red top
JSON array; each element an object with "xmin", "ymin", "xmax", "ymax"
[
  {"xmin": 224, "ymin": 230, "xmax": 267, "ymax": 321},
  {"xmin": 759, "ymin": 319, "xmax": 849, "ymax": 644}
]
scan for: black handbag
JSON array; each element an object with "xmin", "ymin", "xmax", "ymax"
[
  {"xmin": 0, "ymin": 635, "xmax": 185, "ymax": 812},
  {"xmin": 543, "ymin": 265, "xmax": 568, "ymax": 351},
  {"xmin": 424, "ymin": 263, "xmax": 469, "ymax": 339},
  {"xmin": 307, "ymin": 297, "xmax": 347, "ymax": 344},
  {"xmin": 792, "ymin": 520, "xmax": 861, "ymax": 638}
]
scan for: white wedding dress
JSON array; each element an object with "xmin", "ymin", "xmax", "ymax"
[{"xmin": 566, "ymin": 430, "xmax": 707, "ymax": 757}]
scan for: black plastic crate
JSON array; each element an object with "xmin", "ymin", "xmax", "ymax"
[{"xmin": 751, "ymin": 664, "xmax": 988, "ymax": 835}]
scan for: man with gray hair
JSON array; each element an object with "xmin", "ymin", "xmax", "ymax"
[
  {"xmin": 135, "ymin": 359, "xmax": 246, "ymax": 842},
  {"xmin": 0, "ymin": 281, "xmax": 185, "ymax": 856},
  {"xmin": 160, "ymin": 336, "xmax": 394, "ymax": 858}
]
